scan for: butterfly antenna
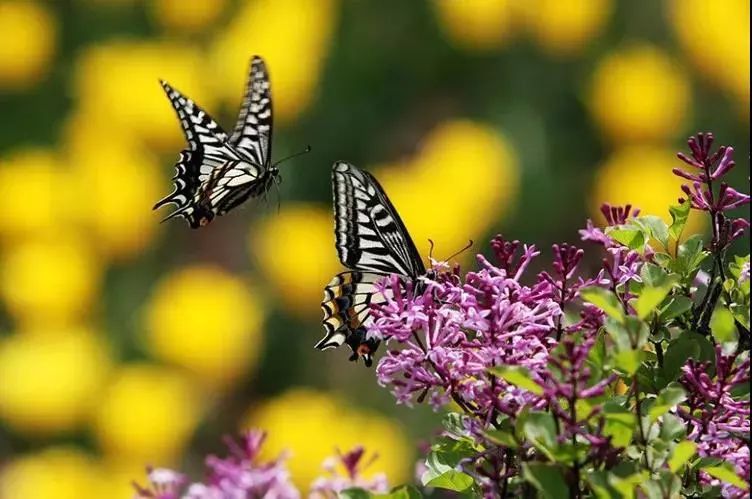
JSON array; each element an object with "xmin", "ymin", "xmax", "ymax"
[
  {"xmin": 428, "ymin": 239, "xmax": 436, "ymax": 261},
  {"xmin": 272, "ymin": 145, "xmax": 312, "ymax": 168},
  {"xmin": 443, "ymin": 239, "xmax": 474, "ymax": 263}
]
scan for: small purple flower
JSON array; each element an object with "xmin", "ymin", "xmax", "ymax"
[
  {"xmin": 678, "ymin": 347, "xmax": 750, "ymax": 496},
  {"xmin": 309, "ymin": 446, "xmax": 389, "ymax": 498},
  {"xmin": 134, "ymin": 430, "xmax": 300, "ymax": 499}
]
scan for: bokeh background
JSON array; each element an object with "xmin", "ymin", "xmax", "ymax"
[{"xmin": 0, "ymin": 0, "xmax": 748, "ymax": 497}]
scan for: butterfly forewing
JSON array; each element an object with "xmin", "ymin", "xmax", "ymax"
[
  {"xmin": 332, "ymin": 161, "xmax": 426, "ymax": 278},
  {"xmin": 230, "ymin": 55, "xmax": 273, "ymax": 167}
]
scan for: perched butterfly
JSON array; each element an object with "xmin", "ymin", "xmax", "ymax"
[
  {"xmin": 316, "ymin": 162, "xmax": 430, "ymax": 367},
  {"xmin": 155, "ymin": 55, "xmax": 308, "ymax": 227}
]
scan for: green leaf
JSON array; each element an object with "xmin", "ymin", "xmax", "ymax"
[
  {"xmin": 637, "ymin": 215, "xmax": 669, "ymax": 248},
  {"xmin": 614, "ymin": 349, "xmax": 643, "ymax": 376},
  {"xmin": 340, "ymin": 488, "xmax": 373, "ymax": 499},
  {"xmin": 522, "ymin": 463, "xmax": 568, "ymax": 499},
  {"xmin": 663, "ymin": 332, "xmax": 715, "ymax": 381},
  {"xmin": 374, "ymin": 486, "xmax": 422, "ymax": 499},
  {"xmin": 659, "ymin": 296, "xmax": 693, "ymax": 321},
  {"xmin": 669, "ymin": 202, "xmax": 690, "ymax": 242},
  {"xmin": 424, "ymin": 470, "xmax": 474, "ymax": 492},
  {"xmin": 702, "ymin": 464, "xmax": 748, "ymax": 489},
  {"xmin": 640, "ymin": 263, "xmax": 669, "ymax": 287},
  {"xmin": 608, "ymin": 228, "xmax": 645, "ymax": 251},
  {"xmin": 659, "ymin": 413, "xmax": 687, "ymax": 440},
  {"xmin": 648, "ymin": 383, "xmax": 687, "ymax": 422},
  {"xmin": 488, "ymin": 365, "xmax": 543, "ymax": 395},
  {"xmin": 523, "ymin": 412, "xmax": 558, "ymax": 458},
  {"xmin": 710, "ymin": 307, "xmax": 736, "ymax": 343},
  {"xmin": 581, "ymin": 287, "xmax": 624, "ymax": 321},
  {"xmin": 484, "ymin": 429, "xmax": 518, "ymax": 448},
  {"xmin": 603, "ymin": 409, "xmax": 637, "ymax": 448},
  {"xmin": 634, "ymin": 278, "xmax": 676, "ymax": 320},
  {"xmin": 668, "ymin": 440, "xmax": 697, "ymax": 472},
  {"xmin": 676, "ymin": 235, "xmax": 708, "ymax": 274}
]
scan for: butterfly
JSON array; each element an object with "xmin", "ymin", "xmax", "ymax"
[
  {"xmin": 316, "ymin": 161, "xmax": 431, "ymax": 367},
  {"xmin": 154, "ymin": 55, "xmax": 307, "ymax": 228}
]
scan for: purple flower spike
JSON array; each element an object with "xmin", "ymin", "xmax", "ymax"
[
  {"xmin": 600, "ymin": 203, "xmax": 640, "ymax": 226},
  {"xmin": 310, "ymin": 446, "xmax": 388, "ymax": 497}
]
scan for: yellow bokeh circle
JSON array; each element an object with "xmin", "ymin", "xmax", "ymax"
[
  {"xmin": 252, "ymin": 203, "xmax": 341, "ymax": 317},
  {"xmin": 0, "ymin": 329, "xmax": 111, "ymax": 435},
  {"xmin": 150, "ymin": 0, "xmax": 227, "ymax": 33},
  {"xmin": 591, "ymin": 146, "xmax": 705, "ymax": 235},
  {"xmin": 0, "ymin": 149, "xmax": 75, "ymax": 243},
  {"xmin": 93, "ymin": 364, "xmax": 203, "ymax": 464},
  {"xmin": 589, "ymin": 44, "xmax": 690, "ymax": 144},
  {"xmin": 0, "ymin": 236, "xmax": 102, "ymax": 327},
  {"xmin": 63, "ymin": 111, "xmax": 162, "ymax": 260},
  {"xmin": 245, "ymin": 388, "xmax": 411, "ymax": 492},
  {"xmin": 376, "ymin": 120, "xmax": 519, "ymax": 262},
  {"xmin": 145, "ymin": 265, "xmax": 264, "ymax": 387},
  {"xmin": 432, "ymin": 0, "xmax": 518, "ymax": 50},
  {"xmin": 73, "ymin": 40, "xmax": 216, "ymax": 150},
  {"xmin": 667, "ymin": 0, "xmax": 750, "ymax": 107},
  {"xmin": 0, "ymin": 1, "xmax": 56, "ymax": 89},
  {"xmin": 520, "ymin": 0, "xmax": 613, "ymax": 58},
  {"xmin": 0, "ymin": 447, "xmax": 106, "ymax": 499},
  {"xmin": 211, "ymin": 0, "xmax": 339, "ymax": 124}
]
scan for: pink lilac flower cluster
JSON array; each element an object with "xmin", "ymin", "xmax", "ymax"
[
  {"xmin": 134, "ymin": 431, "xmax": 386, "ymax": 499},
  {"xmin": 679, "ymin": 347, "xmax": 751, "ymax": 498},
  {"xmin": 674, "ymin": 132, "xmax": 750, "ymax": 247}
]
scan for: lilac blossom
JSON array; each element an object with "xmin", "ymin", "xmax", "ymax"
[
  {"xmin": 674, "ymin": 132, "xmax": 750, "ymax": 247},
  {"xmin": 309, "ymin": 447, "xmax": 389, "ymax": 498},
  {"xmin": 134, "ymin": 430, "xmax": 300, "ymax": 499},
  {"xmin": 371, "ymin": 237, "xmax": 559, "ymax": 415},
  {"xmin": 678, "ymin": 347, "xmax": 750, "ymax": 497}
]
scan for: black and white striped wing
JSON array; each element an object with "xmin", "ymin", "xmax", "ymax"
[
  {"xmin": 155, "ymin": 80, "xmax": 263, "ymax": 228},
  {"xmin": 332, "ymin": 161, "xmax": 426, "ymax": 278},
  {"xmin": 230, "ymin": 55, "xmax": 273, "ymax": 167},
  {"xmin": 317, "ymin": 271, "xmax": 386, "ymax": 367}
]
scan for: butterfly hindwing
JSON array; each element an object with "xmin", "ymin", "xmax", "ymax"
[
  {"xmin": 318, "ymin": 271, "xmax": 387, "ymax": 367},
  {"xmin": 332, "ymin": 161, "xmax": 426, "ymax": 277},
  {"xmin": 230, "ymin": 55, "xmax": 273, "ymax": 167}
]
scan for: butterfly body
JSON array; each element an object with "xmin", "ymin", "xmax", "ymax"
[
  {"xmin": 155, "ymin": 56, "xmax": 279, "ymax": 228},
  {"xmin": 317, "ymin": 162, "xmax": 428, "ymax": 367}
]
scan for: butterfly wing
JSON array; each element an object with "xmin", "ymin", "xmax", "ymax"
[
  {"xmin": 155, "ymin": 80, "xmax": 264, "ymax": 227},
  {"xmin": 317, "ymin": 271, "xmax": 387, "ymax": 367},
  {"xmin": 230, "ymin": 55, "xmax": 273, "ymax": 168},
  {"xmin": 332, "ymin": 161, "xmax": 426, "ymax": 278}
]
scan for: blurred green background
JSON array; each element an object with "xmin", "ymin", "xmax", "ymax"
[{"xmin": 0, "ymin": 0, "xmax": 748, "ymax": 497}]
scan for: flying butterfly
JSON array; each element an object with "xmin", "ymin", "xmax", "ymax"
[
  {"xmin": 316, "ymin": 161, "xmax": 431, "ymax": 367},
  {"xmin": 154, "ymin": 55, "xmax": 308, "ymax": 228}
]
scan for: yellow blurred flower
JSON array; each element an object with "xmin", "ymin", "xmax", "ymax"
[
  {"xmin": 252, "ymin": 203, "xmax": 341, "ymax": 317},
  {"xmin": 211, "ymin": 0, "xmax": 339, "ymax": 124},
  {"xmin": 150, "ymin": 0, "xmax": 227, "ymax": 33},
  {"xmin": 667, "ymin": 0, "xmax": 750, "ymax": 107},
  {"xmin": 591, "ymin": 146, "xmax": 704, "ymax": 234},
  {"xmin": 520, "ymin": 0, "xmax": 613, "ymax": 58},
  {"xmin": 0, "ymin": 236, "xmax": 102, "ymax": 327},
  {"xmin": 0, "ymin": 1, "xmax": 56, "ymax": 89},
  {"xmin": 245, "ymin": 389, "xmax": 411, "ymax": 491},
  {"xmin": 93, "ymin": 364, "xmax": 203, "ymax": 463},
  {"xmin": 432, "ymin": 0, "xmax": 518, "ymax": 51},
  {"xmin": 73, "ymin": 40, "xmax": 215, "ymax": 150},
  {"xmin": 589, "ymin": 44, "xmax": 691, "ymax": 144},
  {"xmin": 145, "ymin": 265, "xmax": 264, "ymax": 387},
  {"xmin": 375, "ymin": 120, "xmax": 519, "ymax": 261},
  {"xmin": 100, "ymin": 458, "xmax": 153, "ymax": 499},
  {"xmin": 0, "ymin": 329, "xmax": 111, "ymax": 435},
  {"xmin": 0, "ymin": 447, "xmax": 107, "ymax": 499},
  {"xmin": 0, "ymin": 149, "xmax": 75, "ymax": 243},
  {"xmin": 63, "ymin": 111, "xmax": 162, "ymax": 260}
]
